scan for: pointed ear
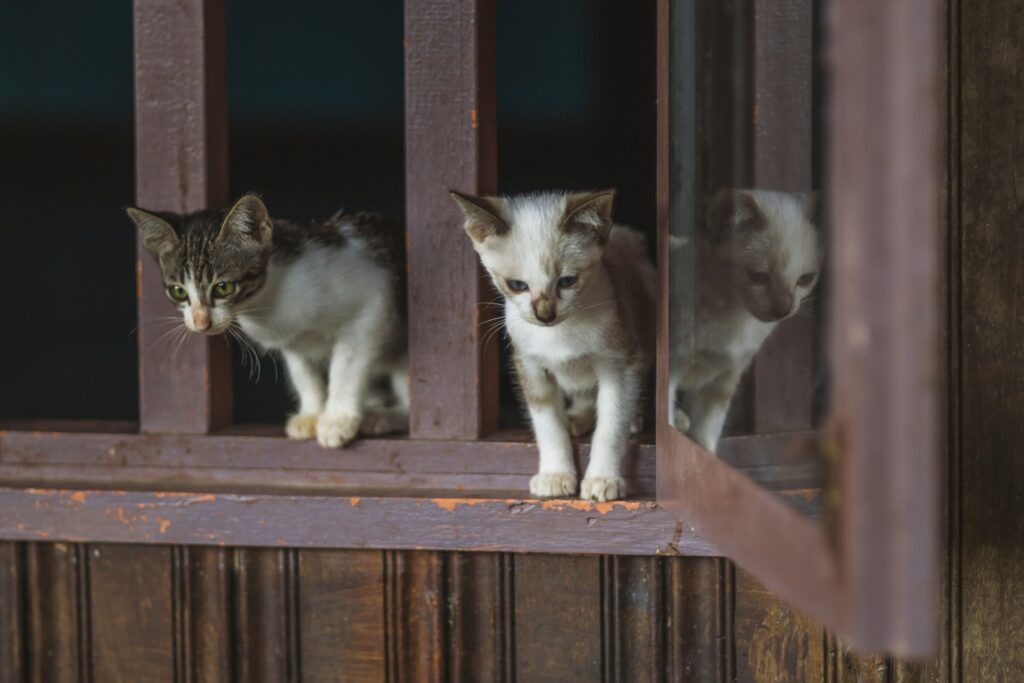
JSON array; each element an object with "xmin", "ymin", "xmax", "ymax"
[
  {"xmin": 218, "ymin": 194, "xmax": 272, "ymax": 246},
  {"xmin": 562, "ymin": 189, "xmax": 615, "ymax": 244},
  {"xmin": 799, "ymin": 191, "xmax": 820, "ymax": 223},
  {"xmin": 126, "ymin": 207, "xmax": 179, "ymax": 254},
  {"xmin": 707, "ymin": 189, "xmax": 764, "ymax": 244},
  {"xmin": 450, "ymin": 191, "xmax": 509, "ymax": 244}
]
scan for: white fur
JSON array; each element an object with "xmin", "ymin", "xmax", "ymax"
[
  {"xmin": 669, "ymin": 189, "xmax": 820, "ymax": 451},
  {"xmin": 462, "ymin": 192, "xmax": 656, "ymax": 502},
  {"xmin": 232, "ymin": 223, "xmax": 407, "ymax": 447}
]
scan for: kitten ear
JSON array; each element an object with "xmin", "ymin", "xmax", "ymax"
[
  {"xmin": 562, "ymin": 189, "xmax": 615, "ymax": 244},
  {"xmin": 218, "ymin": 194, "xmax": 273, "ymax": 246},
  {"xmin": 799, "ymin": 192, "xmax": 820, "ymax": 223},
  {"xmin": 126, "ymin": 207, "xmax": 179, "ymax": 254},
  {"xmin": 450, "ymin": 191, "xmax": 509, "ymax": 244},
  {"xmin": 708, "ymin": 189, "xmax": 764, "ymax": 244}
]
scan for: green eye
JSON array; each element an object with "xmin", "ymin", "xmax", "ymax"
[
  {"xmin": 167, "ymin": 285, "xmax": 188, "ymax": 302},
  {"xmin": 213, "ymin": 281, "xmax": 236, "ymax": 298}
]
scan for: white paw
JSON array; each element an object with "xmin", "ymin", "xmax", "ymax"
[
  {"xmin": 285, "ymin": 414, "xmax": 319, "ymax": 440},
  {"xmin": 671, "ymin": 406, "xmax": 691, "ymax": 432},
  {"xmin": 529, "ymin": 472, "xmax": 578, "ymax": 498},
  {"xmin": 630, "ymin": 414, "xmax": 644, "ymax": 435},
  {"xmin": 580, "ymin": 476, "xmax": 626, "ymax": 502},
  {"xmin": 316, "ymin": 412, "xmax": 362, "ymax": 448},
  {"xmin": 568, "ymin": 411, "xmax": 596, "ymax": 437}
]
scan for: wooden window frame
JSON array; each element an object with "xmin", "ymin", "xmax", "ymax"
[{"xmin": 0, "ymin": 0, "xmax": 941, "ymax": 654}]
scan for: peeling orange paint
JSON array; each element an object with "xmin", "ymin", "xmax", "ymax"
[
  {"xmin": 69, "ymin": 492, "xmax": 87, "ymax": 503},
  {"xmin": 35, "ymin": 531, "xmax": 49, "ymax": 538},
  {"xmin": 158, "ymin": 519, "xmax": 171, "ymax": 534},
  {"xmin": 432, "ymin": 499, "xmax": 463, "ymax": 512},
  {"xmin": 470, "ymin": 108, "xmax": 479, "ymax": 128},
  {"xmin": 349, "ymin": 497, "xmax": 361, "ymax": 507}
]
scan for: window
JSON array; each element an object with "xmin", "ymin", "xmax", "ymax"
[{"xmin": 0, "ymin": 0, "xmax": 941, "ymax": 654}]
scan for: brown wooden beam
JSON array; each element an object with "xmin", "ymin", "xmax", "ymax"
[
  {"xmin": 133, "ymin": 0, "xmax": 231, "ymax": 433},
  {"xmin": 404, "ymin": 0, "xmax": 499, "ymax": 439},
  {"xmin": 0, "ymin": 488, "xmax": 715, "ymax": 556}
]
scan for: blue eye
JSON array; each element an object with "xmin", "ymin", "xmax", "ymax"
[
  {"xmin": 506, "ymin": 279, "xmax": 529, "ymax": 292},
  {"xmin": 557, "ymin": 275, "xmax": 578, "ymax": 289}
]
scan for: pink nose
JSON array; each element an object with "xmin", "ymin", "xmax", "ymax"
[{"xmin": 192, "ymin": 309, "xmax": 211, "ymax": 331}]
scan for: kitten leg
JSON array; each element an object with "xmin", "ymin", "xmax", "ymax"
[
  {"xmin": 282, "ymin": 350, "xmax": 325, "ymax": 440},
  {"xmin": 581, "ymin": 363, "xmax": 642, "ymax": 502},
  {"xmin": 516, "ymin": 356, "xmax": 577, "ymax": 498},
  {"xmin": 686, "ymin": 370, "xmax": 742, "ymax": 453},
  {"xmin": 318, "ymin": 338, "xmax": 380, "ymax": 447},
  {"xmin": 566, "ymin": 386, "xmax": 597, "ymax": 437},
  {"xmin": 360, "ymin": 360, "xmax": 409, "ymax": 436}
]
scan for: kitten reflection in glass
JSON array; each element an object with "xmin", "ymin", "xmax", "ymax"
[
  {"xmin": 453, "ymin": 189, "xmax": 657, "ymax": 502},
  {"xmin": 127, "ymin": 194, "xmax": 409, "ymax": 447},
  {"xmin": 669, "ymin": 189, "xmax": 821, "ymax": 452}
]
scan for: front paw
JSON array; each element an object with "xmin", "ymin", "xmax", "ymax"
[
  {"xmin": 316, "ymin": 412, "xmax": 362, "ymax": 448},
  {"xmin": 580, "ymin": 476, "xmax": 626, "ymax": 502},
  {"xmin": 529, "ymin": 472, "xmax": 578, "ymax": 498},
  {"xmin": 285, "ymin": 414, "xmax": 319, "ymax": 440}
]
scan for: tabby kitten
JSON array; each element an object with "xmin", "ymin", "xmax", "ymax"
[
  {"xmin": 669, "ymin": 189, "xmax": 820, "ymax": 452},
  {"xmin": 127, "ymin": 194, "xmax": 408, "ymax": 446},
  {"xmin": 453, "ymin": 190, "xmax": 656, "ymax": 502}
]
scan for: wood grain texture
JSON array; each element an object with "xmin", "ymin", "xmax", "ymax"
[
  {"xmin": 186, "ymin": 547, "xmax": 234, "ymax": 682},
  {"xmin": 89, "ymin": 544, "xmax": 175, "ymax": 682},
  {"xmin": 298, "ymin": 550, "xmax": 386, "ymax": 682},
  {"xmin": 25, "ymin": 542, "xmax": 84, "ymax": 682},
  {"xmin": 513, "ymin": 555, "xmax": 603, "ymax": 682},
  {"xmin": 405, "ymin": 0, "xmax": 499, "ymax": 439},
  {"xmin": 233, "ymin": 549, "xmax": 295, "ymax": 683},
  {"xmin": 0, "ymin": 542, "xmax": 25, "ymax": 683},
  {"xmin": 958, "ymin": 0, "xmax": 1024, "ymax": 677},
  {"xmin": 447, "ymin": 553, "xmax": 511, "ymax": 683},
  {"xmin": 133, "ymin": 0, "xmax": 231, "ymax": 433},
  {"xmin": 613, "ymin": 556, "xmax": 665, "ymax": 681},
  {"xmin": 393, "ymin": 552, "xmax": 446, "ymax": 682},
  {"xmin": 665, "ymin": 557, "xmax": 730, "ymax": 682}
]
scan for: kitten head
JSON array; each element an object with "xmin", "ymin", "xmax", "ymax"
[
  {"xmin": 127, "ymin": 194, "xmax": 273, "ymax": 335},
  {"xmin": 452, "ymin": 189, "xmax": 615, "ymax": 326},
  {"xmin": 706, "ymin": 189, "xmax": 820, "ymax": 323}
]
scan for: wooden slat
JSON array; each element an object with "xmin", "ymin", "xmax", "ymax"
[
  {"xmin": 25, "ymin": 542, "xmax": 83, "ymax": 682},
  {"xmin": 829, "ymin": 0, "xmax": 941, "ymax": 654},
  {"xmin": 447, "ymin": 553, "xmax": 510, "ymax": 682},
  {"xmin": 0, "ymin": 543, "xmax": 25, "ymax": 682},
  {"xmin": 513, "ymin": 555, "xmax": 603, "ymax": 681},
  {"xmin": 89, "ymin": 544, "xmax": 175, "ymax": 681},
  {"xmin": 0, "ymin": 488, "xmax": 715, "ymax": 556},
  {"xmin": 234, "ymin": 549, "xmax": 295, "ymax": 682},
  {"xmin": 733, "ymin": 568, "xmax": 825, "ymax": 683},
  {"xmin": 666, "ymin": 558, "xmax": 731, "ymax": 681},
  {"xmin": 750, "ymin": 0, "xmax": 815, "ymax": 433},
  {"xmin": 186, "ymin": 547, "xmax": 234, "ymax": 682},
  {"xmin": 133, "ymin": 0, "xmax": 231, "ymax": 433},
  {"xmin": 298, "ymin": 550, "xmax": 386, "ymax": 683},
  {"xmin": 405, "ymin": 0, "xmax": 499, "ymax": 439},
  {"xmin": 613, "ymin": 556, "xmax": 665, "ymax": 681},
  {"xmin": 959, "ymin": 0, "xmax": 1024, "ymax": 676},
  {"xmin": 394, "ymin": 552, "xmax": 446, "ymax": 682}
]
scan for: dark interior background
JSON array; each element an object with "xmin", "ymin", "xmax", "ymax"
[{"xmin": 0, "ymin": 0, "xmax": 656, "ymax": 425}]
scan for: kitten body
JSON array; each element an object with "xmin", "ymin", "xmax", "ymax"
[
  {"xmin": 128, "ymin": 195, "xmax": 407, "ymax": 446},
  {"xmin": 669, "ymin": 189, "xmax": 820, "ymax": 451},
  {"xmin": 454, "ymin": 190, "xmax": 656, "ymax": 502}
]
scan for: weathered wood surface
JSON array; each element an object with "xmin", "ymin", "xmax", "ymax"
[
  {"xmin": 133, "ymin": 0, "xmax": 231, "ymax": 434},
  {"xmin": 405, "ymin": 0, "xmax": 499, "ymax": 440}
]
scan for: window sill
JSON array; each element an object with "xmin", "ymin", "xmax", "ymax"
[{"xmin": 0, "ymin": 424, "xmax": 820, "ymax": 555}]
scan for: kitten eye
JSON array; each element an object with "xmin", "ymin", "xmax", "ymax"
[
  {"xmin": 557, "ymin": 275, "xmax": 579, "ymax": 289},
  {"xmin": 506, "ymin": 279, "xmax": 529, "ymax": 292},
  {"xmin": 167, "ymin": 285, "xmax": 189, "ymax": 302},
  {"xmin": 796, "ymin": 272, "xmax": 817, "ymax": 287},
  {"xmin": 747, "ymin": 270, "xmax": 770, "ymax": 285},
  {"xmin": 213, "ymin": 281, "xmax": 237, "ymax": 298}
]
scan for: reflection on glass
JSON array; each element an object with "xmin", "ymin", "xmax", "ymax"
[{"xmin": 669, "ymin": 190, "xmax": 821, "ymax": 452}]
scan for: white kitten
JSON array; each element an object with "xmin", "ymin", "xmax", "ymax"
[
  {"xmin": 128, "ymin": 194, "xmax": 408, "ymax": 447},
  {"xmin": 669, "ymin": 189, "xmax": 820, "ymax": 451},
  {"xmin": 453, "ymin": 190, "xmax": 657, "ymax": 502}
]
